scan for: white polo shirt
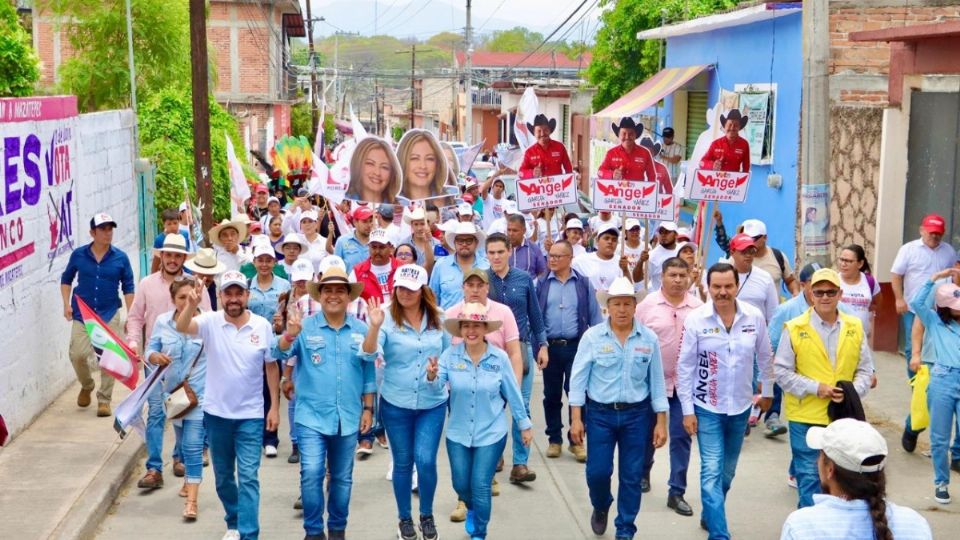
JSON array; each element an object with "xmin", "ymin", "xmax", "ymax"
[
  {"xmin": 195, "ymin": 310, "xmax": 276, "ymax": 420},
  {"xmin": 676, "ymin": 300, "xmax": 773, "ymax": 416},
  {"xmin": 891, "ymin": 238, "xmax": 956, "ymax": 312}
]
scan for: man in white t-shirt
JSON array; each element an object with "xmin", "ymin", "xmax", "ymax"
[
  {"xmin": 572, "ymin": 222, "xmax": 632, "ymax": 294},
  {"xmin": 176, "ymin": 271, "xmax": 279, "ymax": 540},
  {"xmin": 480, "ymin": 176, "xmax": 507, "ymax": 229},
  {"xmin": 588, "ymin": 211, "xmax": 622, "ymax": 242},
  {"xmin": 728, "ymin": 233, "xmax": 778, "ymax": 321},
  {"xmin": 648, "ymin": 221, "xmax": 681, "ymax": 291}
]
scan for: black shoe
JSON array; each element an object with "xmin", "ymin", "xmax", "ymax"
[
  {"xmin": 419, "ymin": 515, "xmax": 438, "ymax": 540},
  {"xmin": 397, "ymin": 518, "xmax": 417, "ymax": 540},
  {"xmin": 305, "ymin": 535, "xmax": 326, "ymax": 540},
  {"xmin": 294, "ymin": 496, "xmax": 303, "ymax": 510},
  {"xmin": 288, "ymin": 446, "xmax": 301, "ymax": 464},
  {"xmin": 951, "ymin": 460, "xmax": 960, "ymax": 474},
  {"xmin": 667, "ymin": 494, "xmax": 694, "ymax": 516},
  {"xmin": 590, "ymin": 509, "xmax": 608, "ymax": 535},
  {"xmin": 901, "ymin": 428, "xmax": 919, "ymax": 453},
  {"xmin": 700, "ymin": 518, "xmax": 708, "ymax": 530},
  {"xmin": 328, "ymin": 531, "xmax": 345, "ymax": 540},
  {"xmin": 640, "ymin": 477, "xmax": 651, "ymax": 493}
]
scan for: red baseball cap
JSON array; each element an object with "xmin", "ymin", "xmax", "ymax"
[
  {"xmin": 254, "ymin": 183, "xmax": 269, "ymax": 194},
  {"xmin": 462, "ymin": 192, "xmax": 475, "ymax": 204},
  {"xmin": 729, "ymin": 233, "xmax": 757, "ymax": 252},
  {"xmin": 352, "ymin": 206, "xmax": 375, "ymax": 221},
  {"xmin": 922, "ymin": 214, "xmax": 946, "ymax": 235}
]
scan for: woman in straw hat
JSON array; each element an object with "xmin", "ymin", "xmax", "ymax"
[{"xmin": 426, "ymin": 302, "xmax": 532, "ymax": 540}]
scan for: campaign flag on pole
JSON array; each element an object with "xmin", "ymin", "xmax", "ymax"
[
  {"xmin": 315, "ymin": 99, "xmax": 327, "ymax": 156},
  {"xmin": 225, "ymin": 131, "xmax": 251, "ymax": 220},
  {"xmin": 113, "ymin": 364, "xmax": 166, "ymax": 439},
  {"xmin": 514, "ymin": 87, "xmax": 538, "ymax": 150},
  {"xmin": 75, "ymin": 296, "xmax": 139, "ymax": 390},
  {"xmin": 349, "ymin": 104, "xmax": 368, "ymax": 141},
  {"xmin": 458, "ymin": 140, "xmax": 485, "ymax": 175}
]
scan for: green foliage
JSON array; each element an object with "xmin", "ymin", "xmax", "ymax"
[
  {"xmin": 138, "ymin": 85, "xmax": 243, "ymax": 222},
  {"xmin": 49, "ymin": 0, "xmax": 191, "ymax": 112},
  {"xmin": 426, "ymin": 31, "xmax": 463, "ymax": 50},
  {"xmin": 0, "ymin": 1, "xmax": 40, "ymax": 97},
  {"xmin": 290, "ymin": 99, "xmax": 313, "ymax": 139},
  {"xmin": 315, "ymin": 34, "xmax": 452, "ymax": 71},
  {"xmin": 481, "ymin": 27, "xmax": 544, "ymax": 53},
  {"xmin": 290, "ymin": 40, "xmax": 322, "ymax": 66},
  {"xmin": 391, "ymin": 125, "xmax": 405, "ymax": 142},
  {"xmin": 587, "ymin": 0, "xmax": 737, "ymax": 111}
]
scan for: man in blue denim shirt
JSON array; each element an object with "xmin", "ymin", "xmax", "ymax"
[
  {"xmin": 570, "ymin": 276, "xmax": 668, "ymax": 540},
  {"xmin": 60, "ymin": 213, "xmax": 135, "ymax": 416},
  {"xmin": 485, "ymin": 232, "xmax": 548, "ymax": 484},
  {"xmin": 428, "ymin": 222, "xmax": 489, "ymax": 310},
  {"xmin": 276, "ymin": 267, "xmax": 376, "ymax": 540}
]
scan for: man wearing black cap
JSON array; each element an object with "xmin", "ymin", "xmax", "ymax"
[
  {"xmin": 518, "ymin": 114, "xmax": 573, "ymax": 179},
  {"xmin": 660, "ymin": 127, "xmax": 683, "ymax": 181},
  {"xmin": 598, "ymin": 117, "xmax": 656, "ymax": 182},
  {"xmin": 60, "ymin": 213, "xmax": 136, "ymax": 416}
]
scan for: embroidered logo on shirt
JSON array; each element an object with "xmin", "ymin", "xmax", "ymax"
[
  {"xmin": 599, "ymin": 344, "xmax": 615, "ymax": 354},
  {"xmin": 702, "ymin": 327, "xmax": 720, "ymax": 335},
  {"xmin": 311, "ymin": 352, "xmax": 322, "ymax": 364},
  {"xmin": 250, "ymin": 333, "xmax": 261, "ymax": 345}
]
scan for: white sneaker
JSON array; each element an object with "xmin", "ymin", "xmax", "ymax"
[
  {"xmin": 264, "ymin": 445, "xmax": 278, "ymax": 458},
  {"xmin": 222, "ymin": 530, "xmax": 240, "ymax": 540}
]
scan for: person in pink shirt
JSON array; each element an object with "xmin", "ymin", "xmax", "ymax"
[
  {"xmin": 636, "ymin": 256, "xmax": 703, "ymax": 517},
  {"xmin": 125, "ymin": 234, "xmax": 214, "ymax": 489}
]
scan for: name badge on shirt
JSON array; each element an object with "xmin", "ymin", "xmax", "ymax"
[
  {"xmin": 741, "ymin": 324, "xmax": 756, "ymax": 334},
  {"xmin": 311, "ymin": 352, "xmax": 323, "ymax": 365},
  {"xmin": 481, "ymin": 363, "xmax": 500, "ymax": 373},
  {"xmin": 634, "ymin": 346, "xmax": 652, "ymax": 355},
  {"xmin": 454, "ymin": 362, "xmax": 468, "ymax": 371}
]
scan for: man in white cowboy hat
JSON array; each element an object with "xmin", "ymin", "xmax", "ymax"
[
  {"xmin": 569, "ymin": 276, "xmax": 668, "ymax": 540},
  {"xmin": 780, "ymin": 419, "xmax": 932, "ymax": 539},
  {"xmin": 126, "ymin": 233, "xmax": 212, "ymax": 489},
  {"xmin": 598, "ymin": 117, "xmax": 656, "ymax": 182},
  {"xmin": 176, "ymin": 270, "xmax": 280, "ymax": 540},
  {"xmin": 429, "ymin": 222, "xmax": 490, "ymax": 310},
  {"xmin": 700, "ymin": 108, "xmax": 751, "ymax": 173},
  {"xmin": 60, "ymin": 212, "xmax": 135, "ymax": 417},
  {"xmin": 399, "ymin": 206, "xmax": 439, "ymax": 272},
  {"xmin": 210, "ymin": 218, "xmax": 251, "ymax": 272},
  {"xmin": 277, "ymin": 267, "xmax": 376, "ymax": 540},
  {"xmin": 518, "ymin": 114, "xmax": 573, "ymax": 180}
]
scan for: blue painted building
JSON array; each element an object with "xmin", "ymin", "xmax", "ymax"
[{"xmin": 637, "ymin": 3, "xmax": 803, "ymax": 266}]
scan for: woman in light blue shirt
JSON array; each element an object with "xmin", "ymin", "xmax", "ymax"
[
  {"xmin": 145, "ymin": 277, "xmax": 207, "ymax": 520},
  {"xmin": 363, "ymin": 264, "xmax": 450, "ymax": 540},
  {"xmin": 427, "ymin": 302, "xmax": 533, "ymax": 540}
]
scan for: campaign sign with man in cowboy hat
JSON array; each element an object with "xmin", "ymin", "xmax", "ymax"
[
  {"xmin": 687, "ymin": 170, "xmax": 751, "ymax": 203},
  {"xmin": 592, "ymin": 179, "xmax": 658, "ymax": 214},
  {"xmin": 515, "ymin": 174, "xmax": 578, "ymax": 212}
]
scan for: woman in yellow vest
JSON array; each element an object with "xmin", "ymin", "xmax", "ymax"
[{"xmin": 773, "ymin": 268, "xmax": 875, "ymax": 509}]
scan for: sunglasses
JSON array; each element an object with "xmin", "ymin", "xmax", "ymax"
[{"xmin": 811, "ymin": 289, "xmax": 840, "ymax": 298}]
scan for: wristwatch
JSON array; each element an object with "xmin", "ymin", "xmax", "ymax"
[{"xmin": 363, "ymin": 405, "xmax": 374, "ymax": 412}]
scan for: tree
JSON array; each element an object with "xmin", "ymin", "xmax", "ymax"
[
  {"xmin": 48, "ymin": 0, "xmax": 191, "ymax": 112},
  {"xmin": 481, "ymin": 27, "xmax": 544, "ymax": 53},
  {"xmin": 0, "ymin": 1, "xmax": 40, "ymax": 97},
  {"xmin": 587, "ymin": 0, "xmax": 737, "ymax": 111},
  {"xmin": 138, "ymin": 85, "xmax": 243, "ymax": 222},
  {"xmin": 427, "ymin": 31, "xmax": 463, "ymax": 50}
]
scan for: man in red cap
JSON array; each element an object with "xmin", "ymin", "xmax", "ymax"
[
  {"xmin": 518, "ymin": 114, "xmax": 573, "ymax": 179},
  {"xmin": 250, "ymin": 183, "xmax": 271, "ymax": 221},
  {"xmin": 335, "ymin": 206, "xmax": 377, "ymax": 273},
  {"xmin": 891, "ymin": 213, "xmax": 957, "ymax": 451},
  {"xmin": 727, "ymin": 233, "xmax": 778, "ymax": 321},
  {"xmin": 598, "ymin": 117, "xmax": 657, "ymax": 182}
]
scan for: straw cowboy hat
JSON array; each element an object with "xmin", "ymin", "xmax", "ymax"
[
  {"xmin": 526, "ymin": 113, "xmax": 557, "ymax": 134},
  {"xmin": 307, "ymin": 267, "xmax": 363, "ymax": 302},
  {"xmin": 443, "ymin": 302, "xmax": 503, "ymax": 337},
  {"xmin": 720, "ymin": 108, "xmax": 749, "ymax": 130},
  {"xmin": 597, "ymin": 276, "xmax": 644, "ymax": 305},
  {"xmin": 444, "ymin": 222, "xmax": 486, "ymax": 249},
  {"xmin": 156, "ymin": 233, "xmax": 191, "ymax": 256},
  {"xmin": 612, "ymin": 117, "xmax": 643, "ymax": 137},
  {"xmin": 183, "ymin": 248, "xmax": 227, "ymax": 275},
  {"xmin": 209, "ymin": 219, "xmax": 249, "ymax": 246}
]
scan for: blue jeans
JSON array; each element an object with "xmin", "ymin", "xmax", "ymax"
[
  {"xmin": 511, "ymin": 343, "xmax": 535, "ymax": 466},
  {"xmin": 643, "ymin": 393, "xmax": 690, "ymax": 497},
  {"xmin": 586, "ymin": 399, "xmax": 654, "ymax": 539},
  {"xmin": 288, "ymin": 394, "xmax": 298, "ymax": 446},
  {"xmin": 358, "ymin": 391, "xmax": 386, "ymax": 444},
  {"xmin": 145, "ymin": 365, "xmax": 166, "ymax": 472},
  {"xmin": 262, "ymin": 365, "xmax": 280, "ymax": 448},
  {"xmin": 695, "ymin": 406, "xmax": 750, "ymax": 540},
  {"xmin": 788, "ymin": 422, "xmax": 822, "ymax": 508},
  {"xmin": 380, "ymin": 398, "xmax": 446, "ymax": 520},
  {"xmin": 543, "ymin": 341, "xmax": 577, "ymax": 444},
  {"xmin": 180, "ymin": 418, "xmax": 205, "ymax": 483},
  {"xmin": 205, "ymin": 413, "xmax": 264, "ymax": 540},
  {"xmin": 447, "ymin": 436, "xmax": 506, "ymax": 539},
  {"xmin": 928, "ymin": 365, "xmax": 960, "ymax": 485},
  {"xmin": 299, "ymin": 425, "xmax": 356, "ymax": 535}
]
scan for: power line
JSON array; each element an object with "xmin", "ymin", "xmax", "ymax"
[
  {"xmin": 386, "ymin": 0, "xmax": 436, "ymax": 30},
  {"xmin": 498, "ymin": 0, "xmax": 593, "ymax": 80},
  {"xmin": 475, "ymin": 0, "xmax": 508, "ymax": 34},
  {"xmin": 375, "ymin": 0, "xmax": 419, "ymax": 30}
]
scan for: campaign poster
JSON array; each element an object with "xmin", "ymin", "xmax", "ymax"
[
  {"xmin": 626, "ymin": 190, "xmax": 677, "ymax": 222},
  {"xmin": 592, "ymin": 178, "xmax": 658, "ymax": 214},
  {"xmin": 739, "ymin": 92, "xmax": 769, "ymax": 163},
  {"xmin": 800, "ymin": 183, "xmax": 830, "ymax": 257},
  {"xmin": 394, "ymin": 129, "xmax": 459, "ymax": 207},
  {"xmin": 515, "ymin": 174, "xmax": 577, "ymax": 212},
  {"xmin": 343, "ymin": 136, "xmax": 404, "ymax": 205},
  {"xmin": 0, "ymin": 96, "xmax": 80, "ymax": 289},
  {"xmin": 687, "ymin": 169, "xmax": 750, "ymax": 203}
]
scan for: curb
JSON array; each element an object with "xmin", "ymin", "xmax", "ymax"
[{"xmin": 49, "ymin": 434, "xmax": 144, "ymax": 540}]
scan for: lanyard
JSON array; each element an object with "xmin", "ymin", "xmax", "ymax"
[{"xmin": 738, "ymin": 270, "xmax": 752, "ymax": 294}]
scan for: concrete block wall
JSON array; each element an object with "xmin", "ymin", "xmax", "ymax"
[{"xmin": 0, "ymin": 109, "xmax": 140, "ymax": 442}]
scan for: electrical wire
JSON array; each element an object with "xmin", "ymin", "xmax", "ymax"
[{"xmin": 497, "ymin": 0, "xmax": 593, "ymax": 80}]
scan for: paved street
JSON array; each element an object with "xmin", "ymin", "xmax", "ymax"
[{"xmin": 94, "ymin": 351, "xmax": 955, "ymax": 540}]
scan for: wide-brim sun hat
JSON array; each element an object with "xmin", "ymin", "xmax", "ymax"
[
  {"xmin": 157, "ymin": 233, "xmax": 190, "ymax": 255},
  {"xmin": 443, "ymin": 302, "xmax": 503, "ymax": 337},
  {"xmin": 597, "ymin": 276, "xmax": 644, "ymax": 304},
  {"xmin": 280, "ymin": 232, "xmax": 310, "ymax": 252},
  {"xmin": 307, "ymin": 267, "xmax": 363, "ymax": 301},
  {"xmin": 209, "ymin": 219, "xmax": 249, "ymax": 246},
  {"xmin": 444, "ymin": 222, "xmax": 486, "ymax": 249},
  {"xmin": 184, "ymin": 248, "xmax": 227, "ymax": 275}
]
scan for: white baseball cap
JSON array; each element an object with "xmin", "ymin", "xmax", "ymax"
[
  {"xmin": 317, "ymin": 255, "xmax": 347, "ymax": 274},
  {"xmin": 299, "ymin": 210, "xmax": 319, "ymax": 223},
  {"xmin": 178, "ymin": 202, "xmax": 189, "ymax": 213},
  {"xmin": 218, "ymin": 270, "xmax": 248, "ymax": 291},
  {"xmin": 595, "ymin": 221, "xmax": 620, "ymax": 238},
  {"xmin": 565, "ymin": 218, "xmax": 584, "ymax": 230},
  {"xmin": 368, "ymin": 228, "xmax": 395, "ymax": 246},
  {"xmin": 457, "ymin": 202, "xmax": 474, "ymax": 217},
  {"xmin": 658, "ymin": 221, "xmax": 678, "ymax": 233},
  {"xmin": 502, "ymin": 199, "xmax": 519, "ymax": 215},
  {"xmin": 252, "ymin": 243, "xmax": 276, "ymax": 260},
  {"xmin": 676, "ymin": 227, "xmax": 692, "ymax": 241},
  {"xmin": 624, "ymin": 218, "xmax": 642, "ymax": 231},
  {"xmin": 393, "ymin": 264, "xmax": 428, "ymax": 291},
  {"xmin": 90, "ymin": 212, "xmax": 117, "ymax": 229},
  {"xmin": 289, "ymin": 258, "xmax": 315, "ymax": 282},
  {"xmin": 806, "ymin": 418, "xmax": 888, "ymax": 473},
  {"xmin": 267, "ymin": 196, "xmax": 281, "ymax": 205},
  {"xmin": 741, "ymin": 219, "xmax": 767, "ymax": 237}
]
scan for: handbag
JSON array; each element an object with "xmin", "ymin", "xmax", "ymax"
[{"xmin": 164, "ymin": 344, "xmax": 204, "ymax": 420}]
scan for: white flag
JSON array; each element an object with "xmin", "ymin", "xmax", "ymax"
[
  {"xmin": 513, "ymin": 87, "xmax": 539, "ymax": 151},
  {"xmin": 349, "ymin": 104, "xmax": 368, "ymax": 141},
  {"xmin": 315, "ymin": 99, "xmax": 326, "ymax": 153},
  {"xmin": 226, "ymin": 131, "xmax": 250, "ymax": 220}
]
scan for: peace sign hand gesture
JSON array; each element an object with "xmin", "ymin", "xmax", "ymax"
[
  {"xmin": 285, "ymin": 307, "xmax": 303, "ymax": 340},
  {"xmin": 425, "ymin": 356, "xmax": 439, "ymax": 381}
]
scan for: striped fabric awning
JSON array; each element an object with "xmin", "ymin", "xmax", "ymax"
[{"xmin": 595, "ymin": 65, "xmax": 711, "ymax": 119}]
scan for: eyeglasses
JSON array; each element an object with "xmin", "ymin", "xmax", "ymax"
[
  {"xmin": 454, "ymin": 238, "xmax": 476, "ymax": 245},
  {"xmin": 396, "ymin": 252, "xmax": 414, "ymax": 259},
  {"xmin": 548, "ymin": 254, "xmax": 571, "ymax": 259},
  {"xmin": 811, "ymin": 289, "xmax": 840, "ymax": 298}
]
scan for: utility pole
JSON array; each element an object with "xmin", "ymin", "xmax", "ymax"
[
  {"xmin": 800, "ymin": 0, "xmax": 830, "ymax": 265},
  {"xmin": 188, "ymin": 0, "xmax": 213, "ymax": 239},
  {"xmin": 464, "ymin": 0, "xmax": 473, "ymax": 144},
  {"xmin": 410, "ymin": 44, "xmax": 416, "ymax": 129},
  {"xmin": 305, "ymin": 3, "xmax": 319, "ymax": 136}
]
